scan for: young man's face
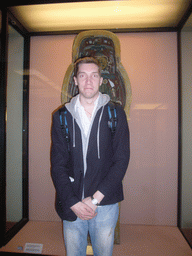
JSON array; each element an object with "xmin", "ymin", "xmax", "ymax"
[{"xmin": 74, "ymin": 63, "xmax": 103, "ymax": 102}]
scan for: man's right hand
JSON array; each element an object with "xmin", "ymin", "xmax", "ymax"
[{"xmin": 70, "ymin": 201, "xmax": 97, "ymax": 220}]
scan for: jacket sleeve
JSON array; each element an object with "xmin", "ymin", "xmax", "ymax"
[
  {"xmin": 51, "ymin": 111, "xmax": 79, "ymax": 210},
  {"xmin": 97, "ymin": 105, "xmax": 130, "ymax": 198}
]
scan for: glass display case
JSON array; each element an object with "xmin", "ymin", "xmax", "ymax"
[
  {"xmin": 179, "ymin": 10, "xmax": 192, "ymax": 249},
  {"xmin": 0, "ymin": 9, "xmax": 30, "ymax": 247}
]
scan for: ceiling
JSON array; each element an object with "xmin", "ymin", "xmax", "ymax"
[{"xmin": 8, "ymin": 0, "xmax": 192, "ymax": 34}]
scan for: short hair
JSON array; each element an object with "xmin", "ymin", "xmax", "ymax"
[{"xmin": 74, "ymin": 57, "xmax": 102, "ymax": 77}]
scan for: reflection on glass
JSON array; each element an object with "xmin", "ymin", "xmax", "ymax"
[{"xmin": 6, "ymin": 25, "xmax": 24, "ymax": 232}]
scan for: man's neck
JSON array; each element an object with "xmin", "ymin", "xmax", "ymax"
[{"xmin": 79, "ymin": 93, "xmax": 99, "ymax": 108}]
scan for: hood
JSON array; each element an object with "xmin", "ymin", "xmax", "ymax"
[{"xmin": 65, "ymin": 92, "xmax": 110, "ymax": 118}]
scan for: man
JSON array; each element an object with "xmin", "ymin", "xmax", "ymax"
[{"xmin": 51, "ymin": 57, "xmax": 130, "ymax": 256}]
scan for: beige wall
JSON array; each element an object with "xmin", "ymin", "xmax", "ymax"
[{"xmin": 29, "ymin": 32, "xmax": 178, "ymax": 226}]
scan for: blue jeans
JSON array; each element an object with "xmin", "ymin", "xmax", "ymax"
[{"xmin": 63, "ymin": 203, "xmax": 119, "ymax": 256}]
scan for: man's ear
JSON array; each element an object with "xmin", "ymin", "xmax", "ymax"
[
  {"xmin": 99, "ymin": 77, "xmax": 103, "ymax": 86},
  {"xmin": 74, "ymin": 76, "xmax": 78, "ymax": 86}
]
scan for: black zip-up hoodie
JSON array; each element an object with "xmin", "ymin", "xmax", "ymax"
[{"xmin": 51, "ymin": 93, "xmax": 130, "ymax": 221}]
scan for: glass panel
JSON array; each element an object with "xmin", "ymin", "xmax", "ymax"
[
  {"xmin": 6, "ymin": 24, "xmax": 24, "ymax": 232},
  {"xmin": 180, "ymin": 12, "xmax": 192, "ymax": 248}
]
